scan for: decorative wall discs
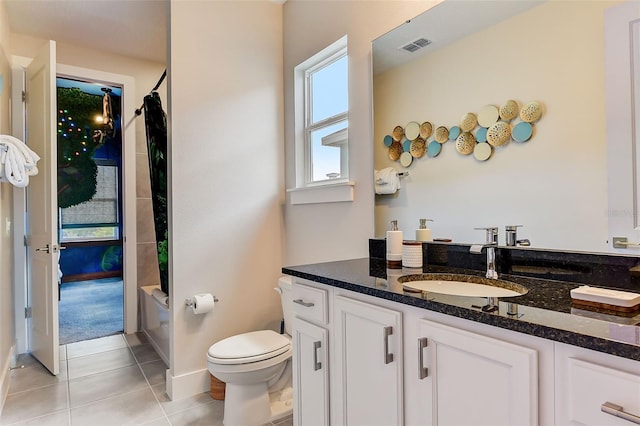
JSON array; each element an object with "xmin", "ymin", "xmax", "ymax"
[
  {"xmin": 477, "ymin": 105, "xmax": 499, "ymax": 127},
  {"xmin": 455, "ymin": 132, "xmax": 476, "ymax": 155},
  {"xmin": 473, "ymin": 142, "xmax": 492, "ymax": 161},
  {"xmin": 435, "ymin": 126, "xmax": 449, "ymax": 143},
  {"xmin": 388, "ymin": 141, "xmax": 402, "ymax": 160},
  {"xmin": 400, "ymin": 151, "xmax": 413, "ymax": 167},
  {"xmin": 402, "ymin": 140, "xmax": 412, "ymax": 152},
  {"xmin": 420, "ymin": 121, "xmax": 433, "ymax": 139},
  {"xmin": 460, "ymin": 112, "xmax": 477, "ymax": 132},
  {"xmin": 476, "ymin": 127, "xmax": 488, "ymax": 143},
  {"xmin": 392, "ymin": 125, "xmax": 404, "ymax": 141},
  {"xmin": 383, "ymin": 135, "xmax": 393, "ymax": 147},
  {"xmin": 405, "ymin": 121, "xmax": 420, "ymax": 140},
  {"xmin": 427, "ymin": 140, "xmax": 442, "ymax": 157},
  {"xmin": 486, "ymin": 121, "xmax": 511, "ymax": 146},
  {"xmin": 520, "ymin": 101, "xmax": 542, "ymax": 122},
  {"xmin": 512, "ymin": 121, "xmax": 533, "ymax": 142},
  {"xmin": 448, "ymin": 126, "xmax": 461, "ymax": 140},
  {"xmin": 499, "ymin": 100, "xmax": 519, "ymax": 121},
  {"xmin": 410, "ymin": 138, "xmax": 426, "ymax": 158}
]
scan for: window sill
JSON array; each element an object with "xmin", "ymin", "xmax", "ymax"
[{"xmin": 287, "ymin": 181, "xmax": 355, "ymax": 205}]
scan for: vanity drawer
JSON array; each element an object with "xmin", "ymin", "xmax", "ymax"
[
  {"xmin": 563, "ymin": 357, "xmax": 640, "ymax": 425},
  {"xmin": 292, "ymin": 281, "xmax": 328, "ymax": 325}
]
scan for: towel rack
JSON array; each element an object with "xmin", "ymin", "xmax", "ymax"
[{"xmin": 397, "ymin": 171, "xmax": 409, "ymax": 177}]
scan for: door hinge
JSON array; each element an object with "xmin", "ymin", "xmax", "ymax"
[
  {"xmin": 22, "ymin": 90, "xmax": 26, "ymax": 102},
  {"xmin": 24, "ymin": 307, "xmax": 32, "ymax": 318}
]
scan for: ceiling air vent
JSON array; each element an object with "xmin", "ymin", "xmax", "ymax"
[{"xmin": 400, "ymin": 37, "xmax": 432, "ymax": 53}]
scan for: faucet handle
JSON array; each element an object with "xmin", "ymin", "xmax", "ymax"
[
  {"xmin": 505, "ymin": 225, "xmax": 523, "ymax": 231},
  {"xmin": 474, "ymin": 227, "xmax": 499, "ymax": 244}
]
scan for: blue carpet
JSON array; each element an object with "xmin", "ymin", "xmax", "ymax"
[{"xmin": 59, "ymin": 278, "xmax": 123, "ymax": 345}]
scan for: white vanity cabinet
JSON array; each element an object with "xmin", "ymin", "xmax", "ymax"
[
  {"xmin": 291, "ymin": 281, "xmax": 330, "ymax": 426},
  {"xmin": 555, "ymin": 342, "xmax": 640, "ymax": 426},
  {"xmin": 333, "ymin": 295, "xmax": 403, "ymax": 426},
  {"xmin": 406, "ymin": 317, "xmax": 539, "ymax": 426}
]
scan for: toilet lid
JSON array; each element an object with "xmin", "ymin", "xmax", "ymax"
[{"xmin": 208, "ymin": 330, "xmax": 291, "ymax": 363}]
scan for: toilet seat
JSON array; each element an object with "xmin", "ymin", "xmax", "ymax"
[{"xmin": 208, "ymin": 330, "xmax": 291, "ymax": 365}]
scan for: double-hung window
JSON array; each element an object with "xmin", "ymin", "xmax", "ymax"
[{"xmin": 292, "ymin": 36, "xmax": 351, "ymax": 203}]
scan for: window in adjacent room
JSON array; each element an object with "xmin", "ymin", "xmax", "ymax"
[{"xmin": 294, "ymin": 36, "xmax": 348, "ymax": 188}]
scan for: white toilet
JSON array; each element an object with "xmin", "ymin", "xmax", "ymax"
[{"xmin": 207, "ymin": 276, "xmax": 294, "ymax": 426}]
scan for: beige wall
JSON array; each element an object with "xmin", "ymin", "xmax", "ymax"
[
  {"xmin": 0, "ymin": 0, "xmax": 13, "ymax": 412},
  {"xmin": 282, "ymin": 0, "xmax": 439, "ymax": 266},
  {"xmin": 167, "ymin": 0, "xmax": 284, "ymax": 398},
  {"xmin": 374, "ymin": 1, "xmax": 615, "ymax": 252}
]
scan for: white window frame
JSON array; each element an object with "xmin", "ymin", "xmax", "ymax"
[{"xmin": 290, "ymin": 35, "xmax": 354, "ymax": 205}]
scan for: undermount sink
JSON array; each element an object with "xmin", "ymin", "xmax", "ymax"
[{"xmin": 398, "ymin": 273, "xmax": 528, "ymax": 298}]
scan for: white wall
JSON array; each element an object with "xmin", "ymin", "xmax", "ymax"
[
  {"xmin": 374, "ymin": 1, "xmax": 616, "ymax": 253},
  {"xmin": 167, "ymin": 0, "xmax": 284, "ymax": 399},
  {"xmin": 282, "ymin": 0, "xmax": 440, "ymax": 266},
  {"xmin": 0, "ymin": 0, "xmax": 14, "ymax": 413}
]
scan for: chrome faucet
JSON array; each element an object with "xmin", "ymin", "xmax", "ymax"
[
  {"xmin": 505, "ymin": 225, "xmax": 531, "ymax": 247},
  {"xmin": 473, "ymin": 227, "xmax": 499, "ymax": 279}
]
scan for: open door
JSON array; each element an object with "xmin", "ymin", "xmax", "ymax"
[{"xmin": 26, "ymin": 40, "xmax": 59, "ymax": 375}]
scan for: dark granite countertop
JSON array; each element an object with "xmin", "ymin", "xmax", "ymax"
[{"xmin": 283, "ymin": 257, "xmax": 640, "ymax": 361}]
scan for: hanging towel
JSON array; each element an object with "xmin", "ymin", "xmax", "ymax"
[
  {"xmin": 374, "ymin": 167, "xmax": 401, "ymax": 195},
  {"xmin": 0, "ymin": 135, "xmax": 40, "ymax": 187}
]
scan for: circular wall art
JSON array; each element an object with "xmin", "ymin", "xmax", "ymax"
[
  {"xmin": 435, "ymin": 126, "xmax": 449, "ymax": 143},
  {"xmin": 499, "ymin": 100, "xmax": 519, "ymax": 121},
  {"xmin": 460, "ymin": 112, "xmax": 477, "ymax": 132},
  {"xmin": 455, "ymin": 132, "xmax": 476, "ymax": 155},
  {"xmin": 402, "ymin": 140, "xmax": 412, "ymax": 152},
  {"xmin": 405, "ymin": 121, "xmax": 420, "ymax": 140},
  {"xmin": 486, "ymin": 121, "xmax": 511, "ymax": 146},
  {"xmin": 410, "ymin": 138, "xmax": 426, "ymax": 158},
  {"xmin": 473, "ymin": 142, "xmax": 493, "ymax": 161},
  {"xmin": 383, "ymin": 135, "xmax": 393, "ymax": 147},
  {"xmin": 400, "ymin": 151, "xmax": 413, "ymax": 167},
  {"xmin": 388, "ymin": 141, "xmax": 402, "ymax": 161},
  {"xmin": 420, "ymin": 121, "xmax": 433, "ymax": 139},
  {"xmin": 427, "ymin": 140, "xmax": 442, "ymax": 157},
  {"xmin": 392, "ymin": 125, "xmax": 404, "ymax": 141},
  {"xmin": 520, "ymin": 101, "xmax": 542, "ymax": 122},
  {"xmin": 448, "ymin": 126, "xmax": 461, "ymax": 141},
  {"xmin": 512, "ymin": 122, "xmax": 533, "ymax": 142},
  {"xmin": 476, "ymin": 127, "xmax": 488, "ymax": 143},
  {"xmin": 477, "ymin": 105, "xmax": 499, "ymax": 127}
]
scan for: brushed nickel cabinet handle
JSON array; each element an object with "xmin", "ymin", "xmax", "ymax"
[
  {"xmin": 293, "ymin": 299, "xmax": 314, "ymax": 308},
  {"xmin": 418, "ymin": 337, "xmax": 429, "ymax": 379},
  {"xmin": 313, "ymin": 341, "xmax": 322, "ymax": 371},
  {"xmin": 383, "ymin": 326, "xmax": 394, "ymax": 364},
  {"xmin": 602, "ymin": 402, "xmax": 640, "ymax": 424}
]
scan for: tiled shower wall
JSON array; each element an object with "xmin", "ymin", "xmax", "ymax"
[{"xmin": 136, "ymin": 116, "xmax": 161, "ymax": 291}]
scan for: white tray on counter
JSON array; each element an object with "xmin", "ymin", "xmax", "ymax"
[{"xmin": 570, "ymin": 286, "xmax": 640, "ymax": 308}]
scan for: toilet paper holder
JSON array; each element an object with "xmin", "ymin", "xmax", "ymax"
[{"xmin": 184, "ymin": 295, "xmax": 219, "ymax": 307}]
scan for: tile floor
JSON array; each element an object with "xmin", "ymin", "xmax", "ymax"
[{"xmin": 1, "ymin": 333, "xmax": 293, "ymax": 426}]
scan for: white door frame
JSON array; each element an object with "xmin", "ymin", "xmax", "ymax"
[{"xmin": 12, "ymin": 62, "xmax": 138, "ymax": 353}]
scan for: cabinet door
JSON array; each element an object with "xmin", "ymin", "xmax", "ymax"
[
  {"xmin": 292, "ymin": 317, "xmax": 329, "ymax": 426},
  {"xmin": 412, "ymin": 319, "xmax": 537, "ymax": 426},
  {"xmin": 333, "ymin": 296, "xmax": 403, "ymax": 426}
]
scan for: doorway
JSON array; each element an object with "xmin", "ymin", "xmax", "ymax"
[{"xmin": 56, "ymin": 77, "xmax": 124, "ymax": 345}]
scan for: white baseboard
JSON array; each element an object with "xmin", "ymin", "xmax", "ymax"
[
  {"xmin": 166, "ymin": 368, "xmax": 210, "ymax": 401},
  {"xmin": 0, "ymin": 344, "xmax": 16, "ymax": 417}
]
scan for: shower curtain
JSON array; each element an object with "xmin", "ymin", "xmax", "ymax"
[{"xmin": 143, "ymin": 92, "xmax": 169, "ymax": 296}]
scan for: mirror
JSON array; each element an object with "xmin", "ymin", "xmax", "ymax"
[{"xmin": 373, "ymin": 0, "xmax": 630, "ymax": 254}]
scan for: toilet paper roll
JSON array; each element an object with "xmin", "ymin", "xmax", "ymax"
[{"xmin": 191, "ymin": 293, "xmax": 215, "ymax": 315}]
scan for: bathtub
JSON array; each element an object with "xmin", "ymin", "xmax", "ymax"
[{"xmin": 139, "ymin": 285, "xmax": 170, "ymax": 365}]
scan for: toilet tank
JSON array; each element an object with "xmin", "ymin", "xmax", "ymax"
[{"xmin": 277, "ymin": 276, "xmax": 294, "ymax": 335}]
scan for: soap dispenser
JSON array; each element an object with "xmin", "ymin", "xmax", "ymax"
[
  {"xmin": 386, "ymin": 220, "xmax": 403, "ymax": 268},
  {"xmin": 416, "ymin": 218, "xmax": 434, "ymax": 242}
]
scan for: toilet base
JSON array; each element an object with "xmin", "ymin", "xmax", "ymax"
[{"xmin": 222, "ymin": 383, "xmax": 293, "ymax": 426}]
